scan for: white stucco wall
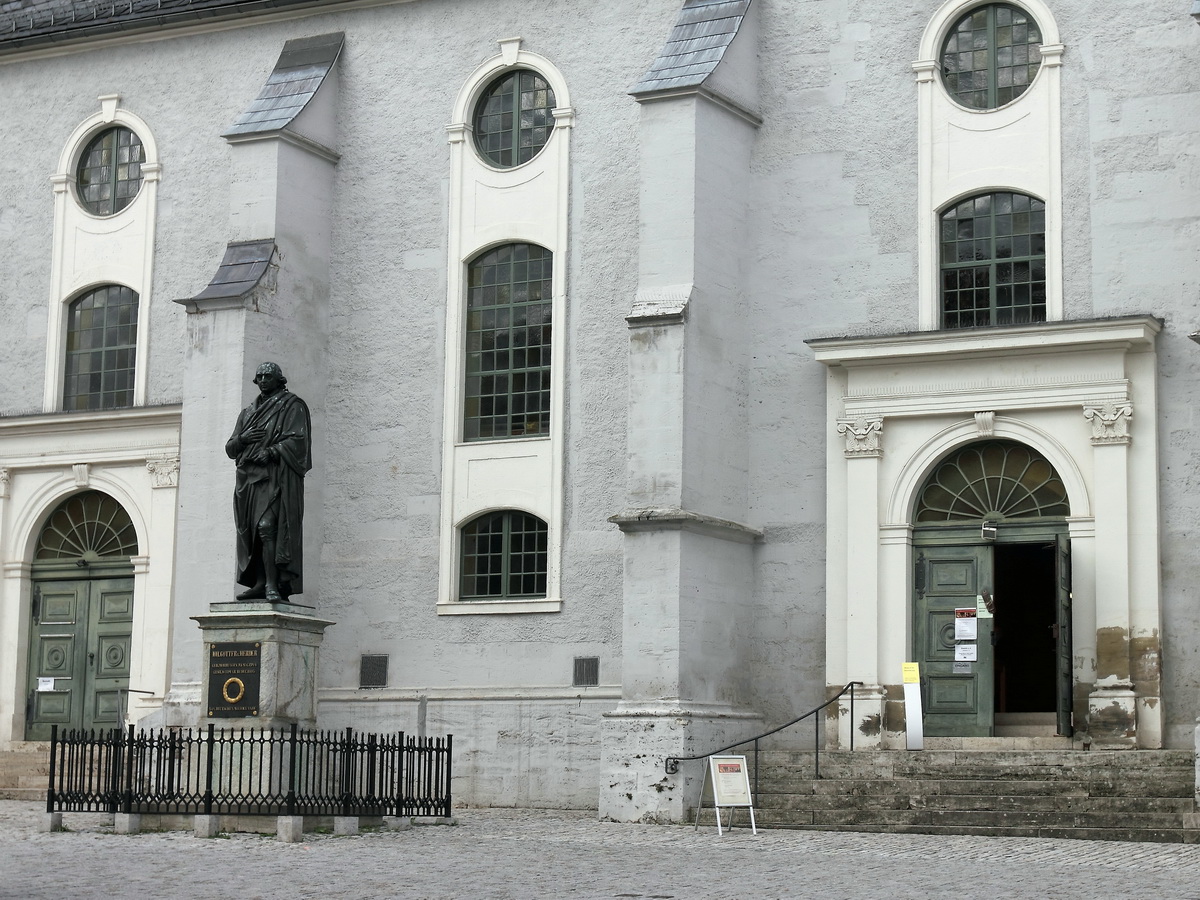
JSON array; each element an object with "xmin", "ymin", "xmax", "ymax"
[{"xmin": 0, "ymin": 0, "xmax": 1197, "ymax": 808}]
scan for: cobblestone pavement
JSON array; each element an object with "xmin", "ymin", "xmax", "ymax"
[{"xmin": 5, "ymin": 800, "xmax": 1200, "ymax": 899}]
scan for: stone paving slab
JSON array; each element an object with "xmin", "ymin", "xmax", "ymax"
[{"xmin": 5, "ymin": 799, "xmax": 1200, "ymax": 899}]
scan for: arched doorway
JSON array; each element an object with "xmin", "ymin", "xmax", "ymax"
[
  {"xmin": 25, "ymin": 491, "xmax": 137, "ymax": 739},
  {"xmin": 912, "ymin": 440, "xmax": 1073, "ymax": 738}
]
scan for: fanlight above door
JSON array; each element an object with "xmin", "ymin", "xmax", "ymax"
[{"xmin": 915, "ymin": 440, "xmax": 1069, "ymax": 522}]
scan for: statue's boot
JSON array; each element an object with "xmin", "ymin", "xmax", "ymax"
[
  {"xmin": 262, "ymin": 537, "xmax": 282, "ymax": 604},
  {"xmin": 237, "ymin": 583, "xmax": 266, "ymax": 601}
]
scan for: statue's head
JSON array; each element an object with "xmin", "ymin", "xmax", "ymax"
[{"xmin": 253, "ymin": 361, "xmax": 287, "ymax": 389}]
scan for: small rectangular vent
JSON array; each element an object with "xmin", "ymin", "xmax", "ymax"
[
  {"xmin": 359, "ymin": 654, "xmax": 388, "ymax": 689},
  {"xmin": 573, "ymin": 656, "xmax": 600, "ymax": 687}
]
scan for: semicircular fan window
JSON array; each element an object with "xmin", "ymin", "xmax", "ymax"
[
  {"xmin": 35, "ymin": 491, "xmax": 138, "ymax": 560},
  {"xmin": 915, "ymin": 440, "xmax": 1069, "ymax": 523}
]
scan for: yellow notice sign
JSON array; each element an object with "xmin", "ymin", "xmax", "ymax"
[{"xmin": 902, "ymin": 662, "xmax": 920, "ymax": 684}]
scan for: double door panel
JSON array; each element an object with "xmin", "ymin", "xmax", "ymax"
[
  {"xmin": 914, "ymin": 546, "xmax": 994, "ymax": 737},
  {"xmin": 26, "ymin": 577, "xmax": 133, "ymax": 740}
]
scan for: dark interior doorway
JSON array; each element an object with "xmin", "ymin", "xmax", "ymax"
[{"xmin": 993, "ymin": 542, "xmax": 1056, "ymax": 713}]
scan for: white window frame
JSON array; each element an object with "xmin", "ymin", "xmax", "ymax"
[
  {"xmin": 913, "ymin": 1, "xmax": 1063, "ymax": 330},
  {"xmin": 45, "ymin": 95, "xmax": 161, "ymax": 411},
  {"xmin": 437, "ymin": 39, "xmax": 573, "ymax": 614}
]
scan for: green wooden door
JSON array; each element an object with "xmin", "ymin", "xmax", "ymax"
[
  {"xmin": 914, "ymin": 546, "xmax": 994, "ymax": 737},
  {"xmin": 25, "ymin": 577, "xmax": 133, "ymax": 739}
]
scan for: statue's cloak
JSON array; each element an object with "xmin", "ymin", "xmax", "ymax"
[{"xmin": 224, "ymin": 389, "xmax": 311, "ymax": 595}]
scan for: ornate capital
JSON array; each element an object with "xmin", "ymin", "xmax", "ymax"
[
  {"xmin": 1084, "ymin": 402, "xmax": 1132, "ymax": 445},
  {"xmin": 146, "ymin": 455, "xmax": 180, "ymax": 489},
  {"xmin": 0, "ymin": 467, "xmax": 9, "ymax": 499},
  {"xmin": 837, "ymin": 416, "xmax": 883, "ymax": 458}
]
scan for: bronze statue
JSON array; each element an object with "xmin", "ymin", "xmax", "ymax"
[{"xmin": 225, "ymin": 362, "xmax": 311, "ymax": 603}]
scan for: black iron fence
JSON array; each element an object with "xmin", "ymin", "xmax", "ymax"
[{"xmin": 47, "ymin": 724, "xmax": 452, "ymax": 818}]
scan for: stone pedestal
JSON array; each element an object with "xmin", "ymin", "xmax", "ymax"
[{"xmin": 192, "ymin": 602, "xmax": 333, "ymax": 729}]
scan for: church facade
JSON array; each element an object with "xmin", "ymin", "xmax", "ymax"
[{"xmin": 0, "ymin": 0, "xmax": 1197, "ymax": 820}]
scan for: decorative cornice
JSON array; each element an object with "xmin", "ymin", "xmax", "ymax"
[
  {"xmin": 626, "ymin": 284, "xmax": 692, "ymax": 327},
  {"xmin": 1084, "ymin": 401, "xmax": 1132, "ymax": 445},
  {"xmin": 222, "ymin": 128, "xmax": 340, "ymax": 163},
  {"xmin": 911, "ymin": 60, "xmax": 938, "ymax": 83},
  {"xmin": 551, "ymin": 106, "xmax": 575, "ymax": 129},
  {"xmin": 837, "ymin": 416, "xmax": 883, "ymax": 458},
  {"xmin": 608, "ymin": 507, "xmax": 763, "ymax": 543},
  {"xmin": 1039, "ymin": 43, "xmax": 1065, "ymax": 66},
  {"xmin": 0, "ymin": 467, "xmax": 8, "ymax": 499},
  {"xmin": 146, "ymin": 455, "xmax": 180, "ymax": 488},
  {"xmin": 809, "ymin": 316, "xmax": 1162, "ymax": 366},
  {"xmin": 0, "ymin": 404, "xmax": 181, "ymax": 440},
  {"xmin": 631, "ymin": 85, "xmax": 763, "ymax": 127}
]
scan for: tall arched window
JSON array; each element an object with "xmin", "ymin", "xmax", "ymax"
[
  {"xmin": 460, "ymin": 510, "xmax": 548, "ymax": 600},
  {"xmin": 940, "ymin": 191, "xmax": 1045, "ymax": 328},
  {"xmin": 464, "ymin": 243, "xmax": 552, "ymax": 440},
  {"xmin": 62, "ymin": 285, "xmax": 138, "ymax": 411}
]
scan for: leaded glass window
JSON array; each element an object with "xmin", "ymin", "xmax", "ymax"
[
  {"xmin": 464, "ymin": 243, "xmax": 552, "ymax": 441},
  {"xmin": 36, "ymin": 491, "xmax": 138, "ymax": 560},
  {"xmin": 915, "ymin": 440, "xmax": 1069, "ymax": 522},
  {"xmin": 63, "ymin": 285, "xmax": 138, "ymax": 411},
  {"xmin": 940, "ymin": 191, "xmax": 1046, "ymax": 328},
  {"xmin": 460, "ymin": 511, "xmax": 548, "ymax": 600},
  {"xmin": 473, "ymin": 69, "xmax": 556, "ymax": 167},
  {"xmin": 76, "ymin": 127, "xmax": 145, "ymax": 216},
  {"xmin": 941, "ymin": 4, "xmax": 1042, "ymax": 110}
]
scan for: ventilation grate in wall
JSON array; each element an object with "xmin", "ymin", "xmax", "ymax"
[
  {"xmin": 359, "ymin": 654, "xmax": 388, "ymax": 689},
  {"xmin": 573, "ymin": 656, "xmax": 600, "ymax": 687}
]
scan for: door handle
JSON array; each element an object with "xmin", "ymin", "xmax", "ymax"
[{"xmin": 88, "ymin": 651, "xmax": 95, "ymax": 667}]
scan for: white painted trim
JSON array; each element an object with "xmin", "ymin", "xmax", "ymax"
[
  {"xmin": 885, "ymin": 416, "xmax": 1092, "ymax": 525},
  {"xmin": 436, "ymin": 598, "xmax": 564, "ymax": 616},
  {"xmin": 0, "ymin": 408, "xmax": 180, "ymax": 745},
  {"xmin": 437, "ymin": 44, "xmax": 571, "ymax": 610},
  {"xmin": 913, "ymin": 2, "xmax": 1064, "ymax": 330},
  {"xmin": 44, "ymin": 98, "xmax": 160, "ymax": 411},
  {"xmin": 449, "ymin": 42, "xmax": 573, "ymax": 137},
  {"xmin": 918, "ymin": 0, "xmax": 1062, "ymax": 59}
]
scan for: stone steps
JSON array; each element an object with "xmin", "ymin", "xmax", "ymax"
[
  {"xmin": 0, "ymin": 746, "xmax": 51, "ymax": 801},
  {"xmin": 742, "ymin": 750, "xmax": 1200, "ymax": 843}
]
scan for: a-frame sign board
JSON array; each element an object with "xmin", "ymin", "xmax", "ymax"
[{"xmin": 693, "ymin": 754, "xmax": 757, "ymax": 835}]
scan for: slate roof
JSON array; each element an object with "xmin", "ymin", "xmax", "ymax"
[
  {"xmin": 0, "ymin": 0, "xmax": 329, "ymax": 54},
  {"xmin": 225, "ymin": 31, "xmax": 342, "ymax": 137},
  {"xmin": 188, "ymin": 239, "xmax": 276, "ymax": 303},
  {"xmin": 629, "ymin": 0, "xmax": 751, "ymax": 97}
]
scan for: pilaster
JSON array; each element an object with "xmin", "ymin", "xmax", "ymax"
[{"xmin": 1085, "ymin": 402, "xmax": 1135, "ymax": 747}]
